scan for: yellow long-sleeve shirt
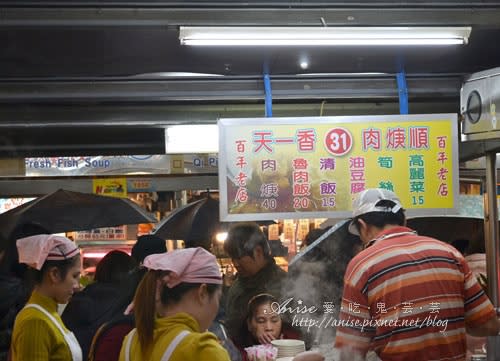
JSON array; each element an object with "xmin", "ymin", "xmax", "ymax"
[
  {"xmin": 11, "ymin": 291, "xmax": 74, "ymax": 361},
  {"xmin": 119, "ymin": 312, "xmax": 230, "ymax": 361}
]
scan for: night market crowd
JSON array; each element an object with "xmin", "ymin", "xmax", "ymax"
[{"xmin": 0, "ymin": 188, "xmax": 499, "ymax": 361}]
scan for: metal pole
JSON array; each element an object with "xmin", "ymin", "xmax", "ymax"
[
  {"xmin": 396, "ymin": 70, "xmax": 409, "ymax": 115},
  {"xmin": 263, "ymin": 73, "xmax": 273, "ymax": 117},
  {"xmin": 484, "ymin": 151, "xmax": 500, "ymax": 361}
]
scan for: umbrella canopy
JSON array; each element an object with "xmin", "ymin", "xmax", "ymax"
[
  {"xmin": 152, "ymin": 196, "xmax": 221, "ymax": 245},
  {"xmin": 151, "ymin": 196, "xmax": 276, "ymax": 245},
  {"xmin": 0, "ymin": 189, "xmax": 157, "ymax": 241}
]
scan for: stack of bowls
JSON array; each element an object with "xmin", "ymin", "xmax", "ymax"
[{"xmin": 271, "ymin": 339, "xmax": 306, "ymax": 358}]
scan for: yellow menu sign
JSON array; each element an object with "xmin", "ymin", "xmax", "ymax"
[{"xmin": 218, "ymin": 114, "xmax": 458, "ymax": 222}]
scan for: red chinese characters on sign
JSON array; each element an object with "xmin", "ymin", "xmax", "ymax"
[
  {"xmin": 292, "ymin": 157, "xmax": 310, "ymax": 209},
  {"xmin": 386, "ymin": 127, "xmax": 406, "ymax": 149},
  {"xmin": 235, "ymin": 172, "xmax": 248, "ymax": 187},
  {"xmin": 234, "ymin": 139, "xmax": 249, "ymax": 203},
  {"xmin": 236, "ymin": 140, "xmax": 246, "ymax": 153},
  {"xmin": 436, "ymin": 136, "xmax": 449, "ymax": 197},
  {"xmin": 253, "ymin": 128, "xmax": 318, "ymax": 154},
  {"xmin": 361, "ymin": 126, "xmax": 432, "ymax": 150},
  {"xmin": 349, "ymin": 156, "xmax": 366, "ymax": 194},
  {"xmin": 293, "ymin": 158, "xmax": 308, "ymax": 170},
  {"xmin": 236, "ymin": 156, "xmax": 247, "ymax": 169},
  {"xmin": 437, "ymin": 152, "xmax": 448, "ymax": 164},
  {"xmin": 253, "ymin": 131, "xmax": 274, "ymax": 153},
  {"xmin": 409, "ymin": 127, "xmax": 429, "ymax": 149},
  {"xmin": 362, "ymin": 128, "xmax": 381, "ymax": 151},
  {"xmin": 235, "ymin": 188, "xmax": 248, "ymax": 203},
  {"xmin": 296, "ymin": 129, "xmax": 316, "ymax": 152},
  {"xmin": 293, "ymin": 171, "xmax": 309, "ymax": 183}
]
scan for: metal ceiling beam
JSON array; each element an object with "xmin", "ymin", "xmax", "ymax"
[
  {"xmin": 0, "ymin": 101, "xmax": 459, "ymax": 128},
  {"xmin": 0, "ymin": 175, "xmax": 219, "ymax": 196},
  {"xmin": 0, "ymin": 76, "xmax": 462, "ymax": 103},
  {"xmin": 0, "ymin": 6, "xmax": 500, "ymax": 26}
]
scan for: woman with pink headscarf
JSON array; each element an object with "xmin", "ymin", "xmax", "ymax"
[
  {"xmin": 119, "ymin": 247, "xmax": 230, "ymax": 361},
  {"xmin": 10, "ymin": 234, "xmax": 82, "ymax": 361}
]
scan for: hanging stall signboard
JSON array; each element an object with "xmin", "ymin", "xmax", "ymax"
[
  {"xmin": 93, "ymin": 178, "xmax": 128, "ymax": 198},
  {"xmin": 218, "ymin": 114, "xmax": 459, "ymax": 221},
  {"xmin": 22, "ymin": 154, "xmax": 218, "ymax": 177},
  {"xmin": 73, "ymin": 225, "xmax": 127, "ymax": 241}
]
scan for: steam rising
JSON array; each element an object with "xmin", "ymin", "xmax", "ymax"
[{"xmin": 283, "ymin": 220, "xmax": 364, "ymax": 360}]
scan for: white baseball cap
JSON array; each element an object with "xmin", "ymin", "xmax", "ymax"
[{"xmin": 348, "ymin": 188, "xmax": 403, "ymax": 235}]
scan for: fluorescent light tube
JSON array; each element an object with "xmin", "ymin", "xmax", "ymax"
[
  {"xmin": 179, "ymin": 26, "xmax": 471, "ymax": 46},
  {"xmin": 165, "ymin": 124, "xmax": 219, "ymax": 154}
]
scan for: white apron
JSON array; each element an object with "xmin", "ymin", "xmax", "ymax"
[
  {"xmin": 24, "ymin": 303, "xmax": 83, "ymax": 361},
  {"xmin": 125, "ymin": 328, "xmax": 189, "ymax": 361}
]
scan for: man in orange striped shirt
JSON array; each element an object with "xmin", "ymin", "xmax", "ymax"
[{"xmin": 334, "ymin": 188, "xmax": 499, "ymax": 361}]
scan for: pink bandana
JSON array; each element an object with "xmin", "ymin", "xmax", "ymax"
[
  {"xmin": 16, "ymin": 234, "xmax": 80, "ymax": 270},
  {"xmin": 143, "ymin": 247, "xmax": 222, "ymax": 288}
]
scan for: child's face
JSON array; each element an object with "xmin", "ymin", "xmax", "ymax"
[{"xmin": 248, "ymin": 302, "xmax": 282, "ymax": 342}]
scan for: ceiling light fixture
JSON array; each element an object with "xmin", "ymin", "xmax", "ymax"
[{"xmin": 179, "ymin": 26, "xmax": 471, "ymax": 46}]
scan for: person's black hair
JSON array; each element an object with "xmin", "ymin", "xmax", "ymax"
[
  {"xmin": 131, "ymin": 234, "xmax": 166, "ymax": 264},
  {"xmin": 94, "ymin": 250, "xmax": 137, "ymax": 284},
  {"xmin": 303, "ymin": 228, "xmax": 327, "ymax": 248},
  {"xmin": 224, "ymin": 222, "xmax": 271, "ymax": 260},
  {"xmin": 467, "ymin": 236, "xmax": 486, "ymax": 254},
  {"xmin": 451, "ymin": 239, "xmax": 470, "ymax": 255},
  {"xmin": 352, "ymin": 200, "xmax": 405, "ymax": 234},
  {"xmin": 247, "ymin": 293, "xmax": 278, "ymax": 321},
  {"xmin": 27, "ymin": 255, "xmax": 80, "ymax": 285}
]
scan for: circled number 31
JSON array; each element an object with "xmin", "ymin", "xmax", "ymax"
[{"xmin": 325, "ymin": 128, "xmax": 353, "ymax": 156}]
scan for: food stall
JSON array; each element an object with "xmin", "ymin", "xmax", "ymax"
[{"xmin": 461, "ymin": 67, "xmax": 500, "ymax": 359}]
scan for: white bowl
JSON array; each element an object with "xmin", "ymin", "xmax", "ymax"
[
  {"xmin": 272, "ymin": 339, "xmax": 306, "ymax": 358},
  {"xmin": 271, "ymin": 339, "xmax": 305, "ymax": 348}
]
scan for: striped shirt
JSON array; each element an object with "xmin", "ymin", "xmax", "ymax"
[{"xmin": 334, "ymin": 226, "xmax": 495, "ymax": 361}]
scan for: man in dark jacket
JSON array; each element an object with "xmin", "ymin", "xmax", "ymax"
[{"xmin": 223, "ymin": 222, "xmax": 287, "ymax": 346}]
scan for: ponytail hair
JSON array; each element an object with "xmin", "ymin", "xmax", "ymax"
[{"xmin": 134, "ymin": 270, "xmax": 158, "ymax": 360}]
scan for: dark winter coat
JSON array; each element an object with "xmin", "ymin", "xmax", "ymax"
[
  {"xmin": 62, "ymin": 282, "xmax": 128, "ymax": 361},
  {"xmin": 225, "ymin": 259, "xmax": 287, "ymax": 346},
  {"xmin": 0, "ymin": 275, "xmax": 29, "ymax": 361}
]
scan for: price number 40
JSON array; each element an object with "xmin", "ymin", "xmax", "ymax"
[{"xmin": 261, "ymin": 198, "xmax": 277, "ymax": 210}]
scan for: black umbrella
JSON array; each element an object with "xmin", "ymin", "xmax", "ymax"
[
  {"xmin": 0, "ymin": 189, "xmax": 157, "ymax": 242},
  {"xmin": 152, "ymin": 196, "xmax": 221, "ymax": 245},
  {"xmin": 151, "ymin": 196, "xmax": 276, "ymax": 246}
]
